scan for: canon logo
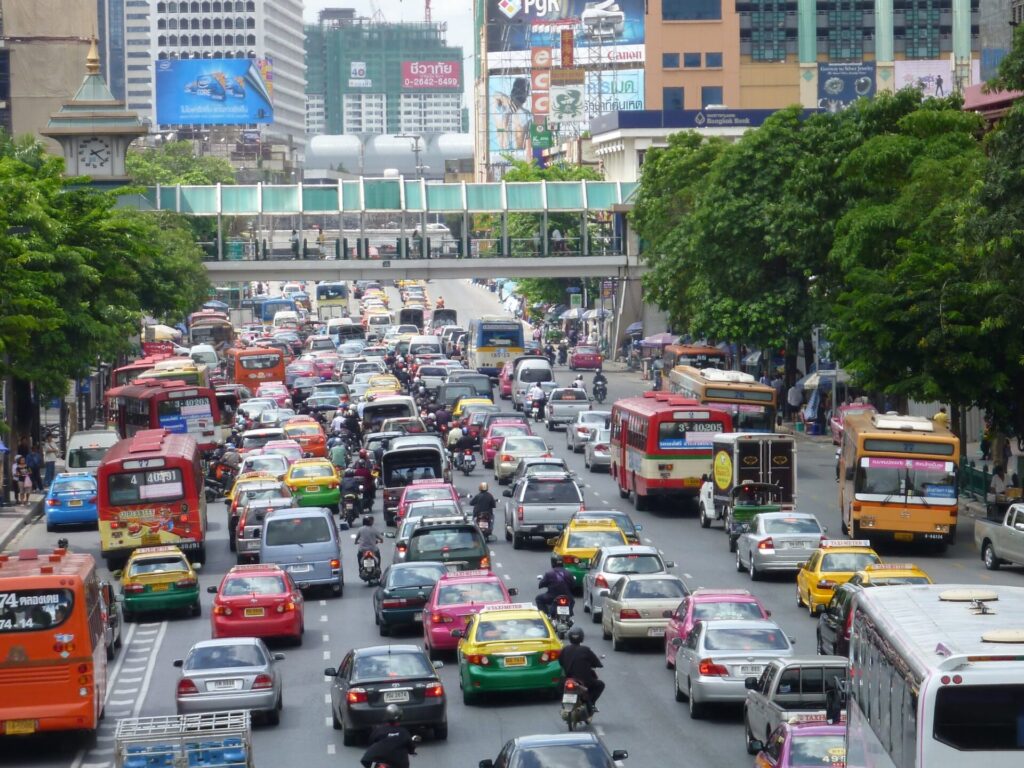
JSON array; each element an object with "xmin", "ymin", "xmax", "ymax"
[{"xmin": 607, "ymin": 50, "xmax": 642, "ymax": 61}]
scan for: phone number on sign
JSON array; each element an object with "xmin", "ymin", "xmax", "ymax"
[{"xmin": 403, "ymin": 77, "xmax": 459, "ymax": 89}]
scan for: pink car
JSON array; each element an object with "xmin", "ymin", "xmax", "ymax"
[
  {"xmin": 569, "ymin": 345, "xmax": 603, "ymax": 371},
  {"xmin": 261, "ymin": 439, "xmax": 304, "ymax": 466},
  {"xmin": 422, "ymin": 570, "xmax": 516, "ymax": 657},
  {"xmin": 498, "ymin": 361, "xmax": 515, "ymax": 399},
  {"xmin": 829, "ymin": 402, "xmax": 877, "ymax": 445},
  {"xmin": 481, "ymin": 421, "xmax": 533, "ymax": 468},
  {"xmin": 256, "ymin": 382, "xmax": 291, "ymax": 407},
  {"xmin": 663, "ymin": 588, "xmax": 771, "ymax": 668}
]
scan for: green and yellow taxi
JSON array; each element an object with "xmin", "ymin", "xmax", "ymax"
[
  {"xmin": 549, "ymin": 519, "xmax": 628, "ymax": 587},
  {"xmin": 796, "ymin": 539, "xmax": 881, "ymax": 617},
  {"xmin": 284, "ymin": 457, "xmax": 340, "ymax": 512},
  {"xmin": 120, "ymin": 545, "xmax": 200, "ymax": 621},
  {"xmin": 452, "ymin": 397, "xmax": 494, "ymax": 419},
  {"xmin": 454, "ymin": 603, "xmax": 564, "ymax": 705}
]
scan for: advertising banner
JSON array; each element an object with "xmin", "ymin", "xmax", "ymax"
[
  {"xmin": 401, "ymin": 60, "xmax": 462, "ymax": 90},
  {"xmin": 155, "ymin": 58, "xmax": 273, "ymax": 125},
  {"xmin": 584, "ymin": 68, "xmax": 643, "ymax": 115},
  {"xmin": 894, "ymin": 60, "xmax": 952, "ymax": 97},
  {"xmin": 487, "ymin": 0, "xmax": 646, "ymax": 70},
  {"xmin": 349, "ymin": 60, "xmax": 372, "ymax": 88},
  {"xmin": 488, "ymin": 74, "xmax": 534, "ymax": 166},
  {"xmin": 550, "ymin": 84, "xmax": 584, "ymax": 123},
  {"xmin": 817, "ymin": 62, "xmax": 875, "ymax": 112}
]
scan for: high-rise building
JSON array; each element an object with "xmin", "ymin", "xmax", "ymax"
[
  {"xmin": 120, "ymin": 0, "xmax": 306, "ymax": 156},
  {"xmin": 97, "ymin": 0, "xmax": 127, "ymax": 101},
  {"xmin": 304, "ymin": 9, "xmax": 465, "ymax": 136}
]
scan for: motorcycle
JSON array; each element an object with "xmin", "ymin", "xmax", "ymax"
[
  {"xmin": 593, "ymin": 382, "xmax": 607, "ymax": 404},
  {"xmin": 530, "ymin": 398, "xmax": 546, "ymax": 423},
  {"xmin": 357, "ymin": 548, "xmax": 381, "ymax": 585},
  {"xmin": 551, "ymin": 594, "xmax": 574, "ymax": 639},
  {"xmin": 476, "ymin": 513, "xmax": 493, "ymax": 541},
  {"xmin": 557, "ymin": 344, "xmax": 568, "ymax": 366},
  {"xmin": 367, "ymin": 735, "xmax": 422, "ymax": 768},
  {"xmin": 342, "ymin": 492, "xmax": 360, "ymax": 526},
  {"xmin": 203, "ymin": 464, "xmax": 236, "ymax": 502},
  {"xmin": 459, "ymin": 449, "xmax": 476, "ymax": 475},
  {"xmin": 561, "ymin": 678, "xmax": 593, "ymax": 731}
]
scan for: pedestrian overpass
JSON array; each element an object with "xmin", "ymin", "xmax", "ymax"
[{"xmin": 125, "ymin": 177, "xmax": 646, "ymax": 281}]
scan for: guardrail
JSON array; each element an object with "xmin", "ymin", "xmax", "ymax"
[{"xmin": 960, "ymin": 458, "xmax": 992, "ymax": 501}]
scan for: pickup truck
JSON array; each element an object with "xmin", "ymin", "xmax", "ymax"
[
  {"xmin": 115, "ymin": 711, "xmax": 254, "ymax": 768},
  {"xmin": 545, "ymin": 387, "xmax": 592, "ymax": 431},
  {"xmin": 975, "ymin": 502, "xmax": 1024, "ymax": 570},
  {"xmin": 502, "ymin": 471, "xmax": 585, "ymax": 548},
  {"xmin": 742, "ymin": 656, "xmax": 847, "ymax": 753}
]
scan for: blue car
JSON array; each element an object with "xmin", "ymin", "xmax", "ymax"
[{"xmin": 45, "ymin": 473, "xmax": 98, "ymax": 530}]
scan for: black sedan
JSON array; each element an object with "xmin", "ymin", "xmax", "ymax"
[
  {"xmin": 373, "ymin": 562, "xmax": 447, "ymax": 636},
  {"xmin": 325, "ymin": 644, "xmax": 447, "ymax": 746},
  {"xmin": 480, "ymin": 733, "xmax": 629, "ymax": 768}
]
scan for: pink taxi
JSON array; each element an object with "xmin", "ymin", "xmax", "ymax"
[
  {"xmin": 422, "ymin": 569, "xmax": 517, "ymax": 658},
  {"xmin": 663, "ymin": 588, "xmax": 771, "ymax": 668}
]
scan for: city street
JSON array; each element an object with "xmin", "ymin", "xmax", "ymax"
[{"xmin": 1, "ymin": 279, "xmax": 1016, "ymax": 768}]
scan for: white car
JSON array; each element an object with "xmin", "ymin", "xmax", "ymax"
[{"xmin": 566, "ymin": 410, "xmax": 611, "ymax": 452}]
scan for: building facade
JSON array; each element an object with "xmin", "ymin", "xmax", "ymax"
[
  {"xmin": 97, "ymin": 0, "xmax": 127, "ymax": 101},
  {"xmin": 304, "ymin": 10, "xmax": 465, "ymax": 137}
]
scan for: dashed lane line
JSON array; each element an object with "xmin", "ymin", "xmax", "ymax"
[{"xmin": 131, "ymin": 621, "xmax": 167, "ymax": 718}]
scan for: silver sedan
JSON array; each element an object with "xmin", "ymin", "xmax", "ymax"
[
  {"xmin": 672, "ymin": 619, "xmax": 794, "ymax": 718},
  {"xmin": 566, "ymin": 411, "xmax": 611, "ymax": 452},
  {"xmin": 583, "ymin": 427, "xmax": 612, "ymax": 472},
  {"xmin": 735, "ymin": 512, "xmax": 825, "ymax": 580},
  {"xmin": 174, "ymin": 637, "xmax": 285, "ymax": 724}
]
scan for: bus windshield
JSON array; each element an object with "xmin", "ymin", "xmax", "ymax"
[
  {"xmin": 107, "ymin": 469, "xmax": 185, "ymax": 505},
  {"xmin": 478, "ymin": 325, "xmax": 522, "ymax": 347},
  {"xmin": 317, "ymin": 284, "xmax": 347, "ymax": 300},
  {"xmin": 720, "ymin": 404, "xmax": 773, "ymax": 432},
  {"xmin": 240, "ymin": 354, "xmax": 281, "ymax": 370},
  {"xmin": 0, "ymin": 589, "xmax": 75, "ymax": 633},
  {"xmin": 855, "ymin": 458, "xmax": 957, "ymax": 501}
]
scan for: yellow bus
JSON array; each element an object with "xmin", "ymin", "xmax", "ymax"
[
  {"xmin": 135, "ymin": 358, "xmax": 211, "ymax": 388},
  {"xmin": 838, "ymin": 412, "xmax": 959, "ymax": 549},
  {"xmin": 667, "ymin": 365, "xmax": 777, "ymax": 432}
]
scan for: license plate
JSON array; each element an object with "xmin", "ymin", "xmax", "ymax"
[
  {"xmin": 149, "ymin": 583, "xmax": 170, "ymax": 592},
  {"xmin": 562, "ymin": 694, "xmax": 578, "ymax": 704},
  {"xmin": 556, "ymin": 605, "xmax": 570, "ymax": 616},
  {"xmin": 69, "ymin": 500, "xmax": 83, "ymax": 507},
  {"xmin": 306, "ymin": 486, "xmax": 320, "ymax": 493},
  {"xmin": 288, "ymin": 564, "xmax": 312, "ymax": 573},
  {"xmin": 413, "ymin": 612, "xmax": 423, "ymax": 622},
  {"xmin": 739, "ymin": 665, "xmax": 763, "ymax": 676},
  {"xmin": 4, "ymin": 719, "xmax": 36, "ymax": 735},
  {"xmin": 647, "ymin": 627, "xmax": 666, "ymax": 638},
  {"xmin": 895, "ymin": 532, "xmax": 913, "ymax": 542},
  {"xmin": 142, "ymin": 534, "xmax": 161, "ymax": 545},
  {"xmin": 244, "ymin": 607, "xmax": 265, "ymax": 617},
  {"xmin": 383, "ymin": 690, "xmax": 410, "ymax": 704},
  {"xmin": 503, "ymin": 656, "xmax": 526, "ymax": 667},
  {"xmin": 209, "ymin": 679, "xmax": 242, "ymax": 691},
  {"xmin": 682, "ymin": 477, "xmax": 702, "ymax": 487}
]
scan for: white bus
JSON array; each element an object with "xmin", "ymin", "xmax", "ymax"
[{"xmin": 846, "ymin": 583, "xmax": 1024, "ymax": 768}]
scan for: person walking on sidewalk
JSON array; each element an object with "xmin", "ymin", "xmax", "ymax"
[
  {"xmin": 14, "ymin": 456, "xmax": 32, "ymax": 505},
  {"xmin": 43, "ymin": 435, "xmax": 58, "ymax": 489},
  {"xmin": 26, "ymin": 446, "xmax": 42, "ymax": 491}
]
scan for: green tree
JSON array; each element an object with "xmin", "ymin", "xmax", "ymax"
[{"xmin": 125, "ymin": 140, "xmax": 236, "ymax": 185}]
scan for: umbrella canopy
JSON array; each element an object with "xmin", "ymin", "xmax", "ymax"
[
  {"xmin": 546, "ymin": 303, "xmax": 568, "ymax": 320},
  {"xmin": 625, "ymin": 321, "xmax": 643, "ymax": 334},
  {"xmin": 202, "ymin": 300, "xmax": 229, "ymax": 310},
  {"xmin": 798, "ymin": 369, "xmax": 852, "ymax": 389},
  {"xmin": 582, "ymin": 308, "xmax": 612, "ymax": 320},
  {"xmin": 559, "ymin": 308, "xmax": 584, "ymax": 321},
  {"xmin": 640, "ymin": 332, "xmax": 679, "ymax": 348},
  {"xmin": 145, "ymin": 324, "xmax": 181, "ymax": 341}
]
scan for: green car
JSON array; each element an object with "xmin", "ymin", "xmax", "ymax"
[
  {"xmin": 285, "ymin": 458, "xmax": 341, "ymax": 512},
  {"xmin": 120, "ymin": 545, "xmax": 201, "ymax": 620}
]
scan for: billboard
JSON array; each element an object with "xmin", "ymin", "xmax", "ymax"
[
  {"xmin": 155, "ymin": 58, "xmax": 273, "ymax": 125},
  {"xmin": 401, "ymin": 61, "xmax": 462, "ymax": 90},
  {"xmin": 486, "ymin": 0, "xmax": 645, "ymax": 70},
  {"xmin": 894, "ymin": 58, "xmax": 981, "ymax": 97},
  {"xmin": 488, "ymin": 74, "xmax": 534, "ymax": 166},
  {"xmin": 817, "ymin": 63, "xmax": 875, "ymax": 113},
  {"xmin": 548, "ymin": 70, "xmax": 644, "ymax": 122}
]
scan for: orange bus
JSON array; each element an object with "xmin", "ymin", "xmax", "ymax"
[
  {"xmin": 610, "ymin": 392, "xmax": 733, "ymax": 511},
  {"xmin": 0, "ymin": 548, "xmax": 107, "ymax": 736},
  {"xmin": 112, "ymin": 354, "xmax": 172, "ymax": 387},
  {"xmin": 105, "ymin": 379, "xmax": 222, "ymax": 452},
  {"xmin": 225, "ymin": 346, "xmax": 286, "ymax": 387},
  {"xmin": 97, "ymin": 430, "xmax": 208, "ymax": 569}
]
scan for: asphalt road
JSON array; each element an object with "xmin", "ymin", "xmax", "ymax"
[{"xmin": 4, "ymin": 279, "xmax": 1019, "ymax": 768}]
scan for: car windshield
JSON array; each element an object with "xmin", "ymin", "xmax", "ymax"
[
  {"xmin": 264, "ymin": 517, "xmax": 332, "ymax": 545},
  {"xmin": 352, "ymin": 651, "xmax": 434, "ymax": 682},
  {"xmin": 406, "ymin": 488, "xmax": 452, "ymax": 503},
  {"xmin": 703, "ymin": 627, "xmax": 790, "ymax": 651},
  {"xmin": 290, "ymin": 465, "xmax": 333, "ymax": 479},
  {"xmin": 53, "ymin": 479, "xmax": 95, "ymax": 492},
  {"xmin": 821, "ymin": 553, "xmax": 879, "ymax": 572},
  {"xmin": 693, "ymin": 601, "xmax": 764, "ymax": 621},
  {"xmin": 604, "ymin": 554, "xmax": 663, "ymax": 574},
  {"xmin": 567, "ymin": 531, "xmax": 625, "ymax": 549},
  {"xmin": 518, "ymin": 367, "xmax": 552, "ymax": 383},
  {"xmin": 242, "ymin": 434, "xmax": 280, "ymax": 450},
  {"xmin": 508, "ymin": 745, "xmax": 608, "ymax": 768},
  {"xmin": 66, "ymin": 446, "xmax": 109, "ymax": 468},
  {"xmin": 474, "ymin": 618, "xmax": 551, "ymax": 642},
  {"xmin": 186, "ymin": 643, "xmax": 266, "ymax": 670},
  {"xmin": 221, "ymin": 576, "xmax": 287, "ymax": 596},
  {"xmin": 788, "ymin": 735, "xmax": 846, "ymax": 768},
  {"xmin": 490, "ymin": 425, "xmax": 528, "ymax": 438},
  {"xmin": 128, "ymin": 556, "xmax": 189, "ymax": 576},
  {"xmin": 386, "ymin": 564, "xmax": 446, "ymax": 587},
  {"xmin": 244, "ymin": 457, "xmax": 287, "ymax": 474},
  {"xmin": 409, "ymin": 529, "xmax": 483, "ymax": 557},
  {"xmin": 436, "ymin": 582, "xmax": 506, "ymax": 605},
  {"xmin": 623, "ymin": 578, "xmax": 687, "ymax": 599},
  {"xmin": 505, "ymin": 437, "xmax": 547, "ymax": 453},
  {"xmin": 523, "ymin": 481, "xmax": 580, "ymax": 504},
  {"xmin": 762, "ymin": 518, "xmax": 822, "ymax": 534},
  {"xmin": 286, "ymin": 425, "xmax": 321, "ymax": 437}
]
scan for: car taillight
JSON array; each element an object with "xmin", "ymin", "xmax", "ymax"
[
  {"xmin": 382, "ymin": 598, "xmax": 407, "ymax": 608},
  {"xmin": 467, "ymin": 654, "xmax": 491, "ymax": 666},
  {"xmin": 177, "ymin": 678, "xmax": 200, "ymax": 696},
  {"xmin": 595, "ymin": 444, "xmax": 608, "ymax": 452},
  {"xmin": 817, "ymin": 579, "xmax": 836, "ymax": 589},
  {"xmin": 542, "ymin": 453, "xmax": 552, "ymax": 458},
  {"xmin": 517, "ymin": 505, "xmax": 524, "ymax": 521},
  {"xmin": 480, "ymin": 556, "xmax": 490, "ymax": 568},
  {"xmin": 123, "ymin": 583, "xmax": 145, "ymax": 593},
  {"xmin": 619, "ymin": 608, "xmax": 642, "ymax": 620},
  {"xmin": 501, "ymin": 454, "xmax": 513, "ymax": 463},
  {"xmin": 213, "ymin": 605, "xmax": 232, "ymax": 616},
  {"xmin": 562, "ymin": 555, "xmax": 577, "ymax": 565},
  {"xmin": 252, "ymin": 673, "xmax": 274, "ymax": 690},
  {"xmin": 330, "ymin": 559, "xmax": 340, "ymax": 569},
  {"xmin": 175, "ymin": 578, "xmax": 197, "ymax": 588},
  {"xmin": 540, "ymin": 649, "xmax": 560, "ymax": 662},
  {"xmin": 698, "ymin": 659, "xmax": 729, "ymax": 676},
  {"xmin": 757, "ymin": 537, "xmax": 774, "ymax": 550},
  {"xmin": 595, "ymin": 574, "xmax": 609, "ymax": 589},
  {"xmin": 577, "ymin": 427, "xmax": 588, "ymax": 434},
  {"xmin": 86, "ymin": 495, "xmax": 96, "ymax": 503},
  {"xmin": 397, "ymin": 544, "xmax": 407, "ymax": 554},
  {"xmin": 430, "ymin": 612, "xmax": 454, "ymax": 624},
  {"xmin": 276, "ymin": 602, "xmax": 297, "ymax": 613},
  {"xmin": 47, "ymin": 499, "xmax": 59, "ymax": 506},
  {"xmin": 424, "ymin": 683, "xmax": 444, "ymax": 698},
  {"xmin": 346, "ymin": 687, "xmax": 368, "ymax": 703}
]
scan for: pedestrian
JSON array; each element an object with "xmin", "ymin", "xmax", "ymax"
[
  {"xmin": 289, "ymin": 228, "xmax": 299, "ymax": 258},
  {"xmin": 14, "ymin": 455, "xmax": 32, "ymax": 505},
  {"xmin": 0, "ymin": 441, "xmax": 8, "ymax": 507},
  {"xmin": 981, "ymin": 418, "xmax": 992, "ymax": 460},
  {"xmin": 43, "ymin": 434, "xmax": 58, "ymax": 489},
  {"xmin": 26, "ymin": 445, "xmax": 42, "ymax": 491},
  {"xmin": 934, "ymin": 74, "xmax": 944, "ymax": 97},
  {"xmin": 551, "ymin": 227, "xmax": 564, "ymax": 253},
  {"xmin": 786, "ymin": 381, "xmax": 803, "ymax": 421},
  {"xmin": 989, "ymin": 465, "xmax": 1009, "ymax": 502},
  {"xmin": 932, "ymin": 406, "xmax": 949, "ymax": 430}
]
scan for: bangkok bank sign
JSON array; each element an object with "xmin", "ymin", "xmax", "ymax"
[{"xmin": 401, "ymin": 61, "xmax": 462, "ymax": 90}]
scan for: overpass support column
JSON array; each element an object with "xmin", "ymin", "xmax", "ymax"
[
  {"xmin": 216, "ymin": 212, "xmax": 223, "ymax": 261},
  {"xmin": 501, "ymin": 212, "xmax": 508, "ymax": 257},
  {"xmin": 581, "ymin": 212, "xmax": 588, "ymax": 256},
  {"xmin": 541, "ymin": 210, "xmax": 548, "ymax": 256},
  {"xmin": 462, "ymin": 211, "xmax": 469, "ymax": 259}
]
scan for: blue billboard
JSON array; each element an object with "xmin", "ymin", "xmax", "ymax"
[{"xmin": 155, "ymin": 58, "xmax": 274, "ymax": 125}]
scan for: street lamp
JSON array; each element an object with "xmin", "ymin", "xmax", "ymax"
[{"xmin": 396, "ymin": 133, "xmax": 425, "ymax": 178}]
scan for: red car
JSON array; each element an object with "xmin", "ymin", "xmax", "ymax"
[
  {"xmin": 663, "ymin": 588, "xmax": 771, "ymax": 668},
  {"xmin": 256, "ymin": 382, "xmax": 292, "ymax": 408},
  {"xmin": 209, "ymin": 563, "xmax": 305, "ymax": 644},
  {"xmin": 498, "ymin": 360, "xmax": 515, "ymax": 399},
  {"xmin": 569, "ymin": 345, "xmax": 603, "ymax": 371},
  {"xmin": 481, "ymin": 421, "xmax": 533, "ymax": 468},
  {"xmin": 396, "ymin": 481, "xmax": 460, "ymax": 523},
  {"xmin": 829, "ymin": 402, "xmax": 877, "ymax": 445}
]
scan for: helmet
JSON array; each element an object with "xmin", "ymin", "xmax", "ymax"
[
  {"xmin": 344, "ymin": 468, "xmax": 355, "ymax": 477},
  {"xmin": 362, "ymin": 515, "xmax": 374, "ymax": 526},
  {"xmin": 359, "ymin": 448, "xmax": 368, "ymax": 459},
  {"xmin": 567, "ymin": 627, "xmax": 584, "ymax": 645},
  {"xmin": 478, "ymin": 482, "xmax": 488, "ymax": 492},
  {"xmin": 384, "ymin": 703, "xmax": 403, "ymax": 722}
]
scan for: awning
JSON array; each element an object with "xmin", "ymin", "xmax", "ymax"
[
  {"xmin": 203, "ymin": 300, "xmax": 229, "ymax": 310},
  {"xmin": 625, "ymin": 321, "xmax": 643, "ymax": 334},
  {"xmin": 145, "ymin": 324, "xmax": 181, "ymax": 341},
  {"xmin": 582, "ymin": 308, "xmax": 612, "ymax": 320},
  {"xmin": 640, "ymin": 332, "xmax": 678, "ymax": 348},
  {"xmin": 560, "ymin": 308, "xmax": 584, "ymax": 321}
]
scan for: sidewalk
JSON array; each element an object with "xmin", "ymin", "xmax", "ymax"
[{"xmin": 0, "ymin": 493, "xmax": 44, "ymax": 551}]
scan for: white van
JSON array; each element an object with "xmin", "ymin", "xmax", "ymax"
[
  {"xmin": 408, "ymin": 335, "xmax": 442, "ymax": 356},
  {"xmin": 365, "ymin": 313, "xmax": 393, "ymax": 339},
  {"xmin": 513, "ymin": 358, "xmax": 555, "ymax": 410},
  {"xmin": 66, "ymin": 428, "xmax": 121, "ymax": 475},
  {"xmin": 272, "ymin": 310, "xmax": 300, "ymax": 330}
]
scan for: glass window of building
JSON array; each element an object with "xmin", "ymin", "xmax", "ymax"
[
  {"xmin": 705, "ymin": 52, "xmax": 723, "ymax": 67},
  {"xmin": 902, "ymin": 0, "xmax": 941, "ymax": 59},
  {"xmin": 662, "ymin": 52, "xmax": 680, "ymax": 68},
  {"xmin": 663, "ymin": 87, "xmax": 685, "ymax": 110},
  {"xmin": 742, "ymin": 0, "xmax": 788, "ymax": 61},
  {"xmin": 701, "ymin": 85, "xmax": 724, "ymax": 107},
  {"xmin": 827, "ymin": 0, "xmax": 864, "ymax": 61},
  {"xmin": 663, "ymin": 0, "xmax": 721, "ymax": 20},
  {"xmin": 683, "ymin": 52, "xmax": 702, "ymax": 68}
]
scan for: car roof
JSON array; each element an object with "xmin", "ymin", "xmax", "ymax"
[
  {"xmin": 225, "ymin": 563, "xmax": 284, "ymax": 577},
  {"xmin": 438, "ymin": 569, "xmax": 500, "ymax": 583},
  {"xmin": 352, "ymin": 644, "xmax": 423, "ymax": 657},
  {"xmin": 189, "ymin": 637, "xmax": 263, "ymax": 650},
  {"xmin": 690, "ymin": 588, "xmax": 757, "ymax": 601},
  {"xmin": 264, "ymin": 506, "xmax": 332, "ymax": 519},
  {"xmin": 695, "ymin": 619, "xmax": 782, "ymax": 631},
  {"xmin": 599, "ymin": 545, "xmax": 660, "ymax": 556},
  {"xmin": 756, "ymin": 511, "xmax": 818, "ymax": 520},
  {"xmin": 131, "ymin": 545, "xmax": 187, "ymax": 559},
  {"xmin": 512, "ymin": 733, "xmax": 603, "ymax": 749},
  {"xmin": 617, "ymin": 573, "xmax": 684, "ymax": 582}
]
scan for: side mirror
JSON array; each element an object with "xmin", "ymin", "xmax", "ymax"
[
  {"xmin": 764, "ymin": 609, "xmax": 772, "ymax": 617},
  {"xmin": 546, "ymin": 538, "xmax": 560, "ymax": 548},
  {"xmin": 432, "ymin": 660, "xmax": 444, "ymax": 669},
  {"xmin": 748, "ymin": 740, "xmax": 764, "ymax": 754},
  {"xmin": 502, "ymin": 489, "xmax": 512, "ymax": 497},
  {"xmin": 507, "ymin": 587, "xmax": 518, "ymax": 596},
  {"xmin": 788, "ymin": 636, "xmax": 797, "ymax": 644},
  {"xmin": 385, "ymin": 530, "xmax": 396, "ymax": 538},
  {"xmin": 670, "ymin": 637, "xmax": 682, "ymax": 648},
  {"xmin": 665, "ymin": 561, "xmax": 676, "ymax": 569},
  {"xmin": 173, "ymin": 659, "xmax": 184, "ymax": 667},
  {"xmin": 207, "ymin": 586, "xmax": 218, "ymax": 594},
  {"xmin": 324, "ymin": 667, "xmax": 337, "ymax": 677},
  {"xmin": 611, "ymin": 750, "xmax": 628, "ymax": 761},
  {"xmin": 273, "ymin": 653, "xmax": 286, "ymax": 661},
  {"xmin": 450, "ymin": 629, "xmax": 464, "ymax": 638},
  {"xmin": 480, "ymin": 761, "xmax": 495, "ymax": 768},
  {"xmin": 635, "ymin": 524, "xmax": 643, "ymax": 531},
  {"xmin": 745, "ymin": 676, "xmax": 759, "ymax": 689}
]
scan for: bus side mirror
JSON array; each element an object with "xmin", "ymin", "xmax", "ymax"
[{"xmin": 748, "ymin": 741, "xmax": 764, "ymax": 754}]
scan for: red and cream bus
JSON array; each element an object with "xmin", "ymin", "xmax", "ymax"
[
  {"xmin": 97, "ymin": 430, "xmax": 208, "ymax": 569},
  {"xmin": 104, "ymin": 379, "xmax": 221, "ymax": 451},
  {"xmin": 112, "ymin": 354, "xmax": 172, "ymax": 387},
  {"xmin": 610, "ymin": 392, "xmax": 733, "ymax": 511}
]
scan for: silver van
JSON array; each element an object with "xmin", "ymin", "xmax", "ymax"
[
  {"xmin": 260, "ymin": 507, "xmax": 344, "ymax": 596},
  {"xmin": 513, "ymin": 358, "xmax": 555, "ymax": 410}
]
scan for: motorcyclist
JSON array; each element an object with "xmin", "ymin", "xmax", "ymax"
[
  {"xmin": 354, "ymin": 514, "xmax": 383, "ymax": 557},
  {"xmin": 446, "ymin": 423, "xmax": 464, "ymax": 454},
  {"xmin": 436, "ymin": 297, "xmax": 445, "ymax": 309},
  {"xmin": 360, "ymin": 704, "xmax": 417, "ymax": 768},
  {"xmin": 433, "ymin": 405, "xmax": 451, "ymax": 429},
  {"xmin": 329, "ymin": 439, "xmax": 347, "ymax": 470},
  {"xmin": 536, "ymin": 562, "xmax": 575, "ymax": 616},
  {"xmin": 559, "ymin": 627, "xmax": 605, "ymax": 715},
  {"xmin": 330, "ymin": 410, "xmax": 345, "ymax": 435},
  {"xmin": 341, "ymin": 467, "xmax": 362, "ymax": 499},
  {"xmin": 557, "ymin": 340, "xmax": 569, "ymax": 366},
  {"xmin": 469, "ymin": 482, "xmax": 496, "ymax": 524},
  {"xmin": 528, "ymin": 382, "xmax": 546, "ymax": 418},
  {"xmin": 572, "ymin": 373, "xmax": 586, "ymax": 391},
  {"xmin": 342, "ymin": 406, "xmax": 362, "ymax": 441},
  {"xmin": 544, "ymin": 343, "xmax": 556, "ymax": 365},
  {"xmin": 592, "ymin": 368, "xmax": 608, "ymax": 392}
]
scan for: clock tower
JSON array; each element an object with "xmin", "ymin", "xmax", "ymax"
[{"xmin": 41, "ymin": 39, "xmax": 147, "ymax": 185}]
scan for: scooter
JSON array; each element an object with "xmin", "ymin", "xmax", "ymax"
[
  {"xmin": 593, "ymin": 382, "xmax": 607, "ymax": 404},
  {"xmin": 531, "ymin": 398, "xmax": 546, "ymax": 423},
  {"xmin": 476, "ymin": 513, "xmax": 493, "ymax": 542},
  {"xmin": 357, "ymin": 548, "xmax": 381, "ymax": 585},
  {"xmin": 551, "ymin": 594, "xmax": 574, "ymax": 639},
  {"xmin": 342, "ymin": 492, "xmax": 360, "ymax": 526},
  {"xmin": 459, "ymin": 449, "xmax": 476, "ymax": 475},
  {"xmin": 561, "ymin": 678, "xmax": 593, "ymax": 731}
]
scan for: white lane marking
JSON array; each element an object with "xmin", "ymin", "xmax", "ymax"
[
  {"xmin": 683, "ymin": 573, "xmax": 693, "ymax": 580},
  {"xmin": 120, "ymin": 666, "xmax": 146, "ymax": 674},
  {"xmin": 325, "ymin": 693, "xmax": 331, "ymax": 704},
  {"xmin": 104, "ymin": 623, "xmax": 138, "ymax": 706},
  {"xmin": 322, "ymin": 633, "xmax": 330, "ymax": 642},
  {"xmin": 489, "ymin": 549, "xmax": 496, "ymax": 556},
  {"xmin": 118, "ymin": 676, "xmax": 143, "ymax": 684},
  {"xmin": 502, "ymin": 573, "xmax": 511, "ymax": 580},
  {"xmin": 323, "ymin": 650, "xmax": 331, "ymax": 660},
  {"xmin": 327, "ymin": 744, "xmax": 337, "ymax": 755},
  {"xmin": 138, "ymin": 623, "xmax": 161, "ymax": 628},
  {"xmin": 132, "ymin": 621, "xmax": 167, "ymax": 717},
  {"xmin": 320, "ymin": 599, "xmax": 327, "ymax": 607},
  {"xmin": 90, "ymin": 747, "xmax": 115, "ymax": 755},
  {"xmin": 643, "ymin": 538, "xmax": 652, "ymax": 544},
  {"xmin": 320, "ymin": 614, "xmax": 328, "ymax": 622},
  {"xmin": 109, "ymin": 699, "xmax": 135, "ymax": 706},
  {"xmin": 325, "ymin": 717, "xmax": 333, "ymax": 728},
  {"xmin": 81, "ymin": 763, "xmax": 111, "ymax": 768}
]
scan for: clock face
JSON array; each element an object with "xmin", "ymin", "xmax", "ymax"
[{"xmin": 78, "ymin": 137, "xmax": 112, "ymax": 170}]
